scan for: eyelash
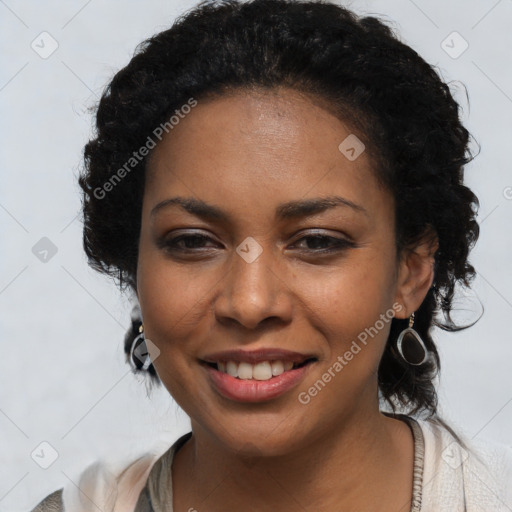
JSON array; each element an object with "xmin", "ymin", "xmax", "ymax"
[{"xmin": 160, "ymin": 232, "xmax": 356, "ymax": 254}]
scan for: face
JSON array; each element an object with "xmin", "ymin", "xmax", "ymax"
[{"xmin": 136, "ymin": 87, "xmax": 408, "ymax": 455}]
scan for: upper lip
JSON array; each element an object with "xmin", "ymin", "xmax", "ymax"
[{"xmin": 201, "ymin": 348, "xmax": 316, "ymax": 365}]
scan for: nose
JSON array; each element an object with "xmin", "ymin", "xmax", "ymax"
[{"xmin": 214, "ymin": 247, "xmax": 293, "ymax": 331}]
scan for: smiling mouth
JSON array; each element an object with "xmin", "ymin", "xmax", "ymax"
[{"xmin": 202, "ymin": 358, "xmax": 317, "ymax": 381}]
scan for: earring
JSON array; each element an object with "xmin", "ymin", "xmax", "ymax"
[
  {"xmin": 396, "ymin": 312, "xmax": 429, "ymax": 366},
  {"xmin": 130, "ymin": 323, "xmax": 152, "ymax": 371}
]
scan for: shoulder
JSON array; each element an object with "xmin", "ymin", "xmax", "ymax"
[
  {"xmin": 28, "ymin": 437, "xmax": 179, "ymax": 512},
  {"xmin": 30, "ymin": 489, "xmax": 64, "ymax": 512},
  {"xmin": 137, "ymin": 431, "xmax": 193, "ymax": 510},
  {"xmin": 413, "ymin": 415, "xmax": 512, "ymax": 510}
]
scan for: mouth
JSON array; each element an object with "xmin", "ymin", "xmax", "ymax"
[
  {"xmin": 202, "ymin": 358, "xmax": 317, "ymax": 381},
  {"xmin": 200, "ymin": 349, "xmax": 318, "ymax": 402}
]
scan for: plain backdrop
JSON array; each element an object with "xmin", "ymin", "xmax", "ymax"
[{"xmin": 1, "ymin": 0, "xmax": 511, "ymax": 510}]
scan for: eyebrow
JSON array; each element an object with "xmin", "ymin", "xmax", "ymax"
[{"xmin": 150, "ymin": 195, "xmax": 368, "ymax": 221}]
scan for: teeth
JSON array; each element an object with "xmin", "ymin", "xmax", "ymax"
[
  {"xmin": 215, "ymin": 360, "xmax": 303, "ymax": 380},
  {"xmin": 238, "ymin": 362, "xmax": 253, "ymax": 380},
  {"xmin": 271, "ymin": 360, "xmax": 284, "ymax": 376},
  {"xmin": 253, "ymin": 362, "xmax": 272, "ymax": 380},
  {"xmin": 226, "ymin": 361, "xmax": 238, "ymax": 377}
]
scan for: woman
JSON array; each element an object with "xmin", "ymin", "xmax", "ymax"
[{"xmin": 31, "ymin": 0, "xmax": 512, "ymax": 510}]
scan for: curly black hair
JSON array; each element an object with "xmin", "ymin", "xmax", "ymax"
[{"xmin": 79, "ymin": 0, "xmax": 480, "ymax": 417}]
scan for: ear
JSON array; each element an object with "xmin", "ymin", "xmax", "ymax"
[{"xmin": 394, "ymin": 227, "xmax": 438, "ymax": 319}]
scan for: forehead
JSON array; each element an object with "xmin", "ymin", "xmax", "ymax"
[{"xmin": 144, "ymin": 87, "xmax": 389, "ymax": 219}]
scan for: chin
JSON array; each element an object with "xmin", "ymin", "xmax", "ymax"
[{"xmin": 192, "ymin": 406, "xmax": 317, "ymax": 458}]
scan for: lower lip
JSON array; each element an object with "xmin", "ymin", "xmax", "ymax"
[{"xmin": 205, "ymin": 364, "xmax": 312, "ymax": 403}]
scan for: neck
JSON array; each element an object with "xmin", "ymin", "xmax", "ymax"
[{"xmin": 172, "ymin": 405, "xmax": 415, "ymax": 511}]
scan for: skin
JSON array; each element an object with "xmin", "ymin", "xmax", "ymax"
[{"xmin": 136, "ymin": 87, "xmax": 437, "ymax": 511}]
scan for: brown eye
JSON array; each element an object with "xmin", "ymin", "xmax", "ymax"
[
  {"xmin": 158, "ymin": 233, "xmax": 220, "ymax": 252},
  {"xmin": 292, "ymin": 235, "xmax": 356, "ymax": 252}
]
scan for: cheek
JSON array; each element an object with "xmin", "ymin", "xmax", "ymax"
[
  {"xmin": 137, "ymin": 259, "xmax": 204, "ymax": 344},
  {"xmin": 135, "ymin": 256, "xmax": 202, "ymax": 406},
  {"xmin": 305, "ymin": 256, "xmax": 396, "ymax": 328},
  {"xmin": 136, "ymin": 219, "xmax": 213, "ymax": 320},
  {"xmin": 299, "ymin": 252, "xmax": 398, "ymax": 375},
  {"xmin": 135, "ymin": 248, "xmax": 222, "ymax": 392}
]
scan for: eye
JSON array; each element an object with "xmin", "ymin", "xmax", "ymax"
[
  {"xmin": 159, "ymin": 233, "xmax": 219, "ymax": 252},
  {"xmin": 291, "ymin": 234, "xmax": 356, "ymax": 253}
]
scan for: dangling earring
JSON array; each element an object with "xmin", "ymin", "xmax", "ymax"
[
  {"xmin": 130, "ymin": 323, "xmax": 152, "ymax": 371},
  {"xmin": 396, "ymin": 312, "xmax": 429, "ymax": 366}
]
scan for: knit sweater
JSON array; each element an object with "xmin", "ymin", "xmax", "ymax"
[{"xmin": 30, "ymin": 415, "xmax": 512, "ymax": 511}]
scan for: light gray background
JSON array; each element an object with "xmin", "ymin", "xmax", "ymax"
[{"xmin": 1, "ymin": 1, "xmax": 511, "ymax": 510}]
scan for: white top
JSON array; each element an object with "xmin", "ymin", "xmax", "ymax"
[
  {"xmin": 418, "ymin": 417, "xmax": 512, "ymax": 511},
  {"xmin": 33, "ymin": 415, "xmax": 512, "ymax": 511}
]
